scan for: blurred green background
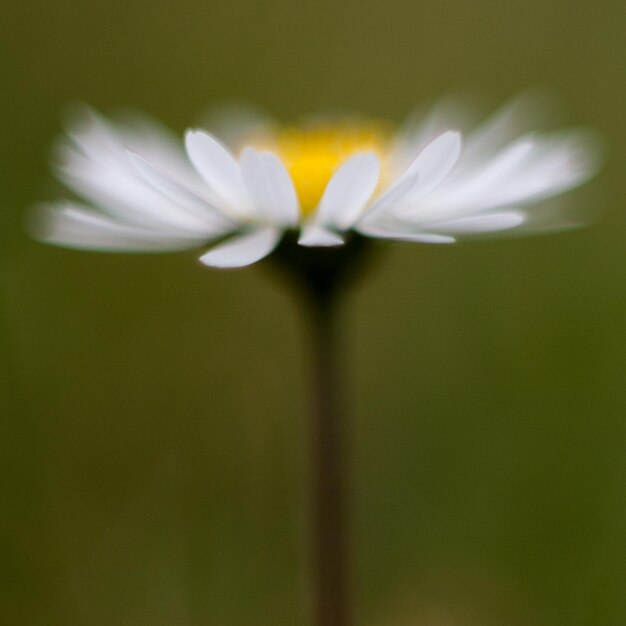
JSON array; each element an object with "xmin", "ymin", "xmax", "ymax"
[{"xmin": 1, "ymin": 0, "xmax": 625, "ymax": 624}]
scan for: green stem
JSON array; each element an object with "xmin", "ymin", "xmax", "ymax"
[
  {"xmin": 267, "ymin": 232, "xmax": 371, "ymax": 626},
  {"xmin": 307, "ymin": 291, "xmax": 353, "ymax": 626}
]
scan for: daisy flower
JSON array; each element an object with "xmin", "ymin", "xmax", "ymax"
[
  {"xmin": 33, "ymin": 97, "xmax": 601, "ymax": 268},
  {"xmin": 29, "ymin": 96, "xmax": 605, "ymax": 626}
]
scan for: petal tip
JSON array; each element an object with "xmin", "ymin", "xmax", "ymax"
[{"xmin": 298, "ymin": 225, "xmax": 344, "ymax": 247}]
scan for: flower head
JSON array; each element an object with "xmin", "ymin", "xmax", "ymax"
[{"xmin": 33, "ymin": 97, "xmax": 602, "ymax": 268}]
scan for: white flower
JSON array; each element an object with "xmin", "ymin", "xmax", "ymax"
[{"xmin": 33, "ymin": 97, "xmax": 602, "ymax": 268}]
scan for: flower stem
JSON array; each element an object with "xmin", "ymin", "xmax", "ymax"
[
  {"xmin": 307, "ymin": 290, "xmax": 353, "ymax": 626},
  {"xmin": 267, "ymin": 233, "xmax": 372, "ymax": 626}
]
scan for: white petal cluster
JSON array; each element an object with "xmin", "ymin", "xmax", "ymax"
[{"xmin": 34, "ymin": 98, "xmax": 602, "ymax": 268}]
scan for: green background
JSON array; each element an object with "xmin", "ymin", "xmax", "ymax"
[{"xmin": 1, "ymin": 0, "xmax": 625, "ymax": 624}]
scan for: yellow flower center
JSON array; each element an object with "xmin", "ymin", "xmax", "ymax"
[{"xmin": 270, "ymin": 121, "xmax": 391, "ymax": 216}]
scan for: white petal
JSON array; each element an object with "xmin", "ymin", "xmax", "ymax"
[
  {"xmin": 400, "ymin": 130, "xmax": 462, "ymax": 200},
  {"xmin": 57, "ymin": 148, "xmax": 206, "ymax": 232},
  {"xmin": 455, "ymin": 137, "xmax": 535, "ymax": 194},
  {"xmin": 239, "ymin": 148, "xmax": 299, "ymax": 226},
  {"xmin": 490, "ymin": 132, "xmax": 601, "ymax": 203},
  {"xmin": 359, "ymin": 170, "xmax": 421, "ymax": 224},
  {"xmin": 357, "ymin": 222, "xmax": 455, "ymax": 244},
  {"xmin": 53, "ymin": 110, "xmax": 214, "ymax": 233},
  {"xmin": 456, "ymin": 92, "xmax": 553, "ymax": 172},
  {"xmin": 398, "ymin": 233, "xmax": 456, "ymax": 244},
  {"xmin": 397, "ymin": 138, "xmax": 535, "ymax": 222},
  {"xmin": 298, "ymin": 225, "xmax": 345, "ymax": 247},
  {"xmin": 185, "ymin": 130, "xmax": 251, "ymax": 215},
  {"xmin": 63, "ymin": 105, "xmax": 126, "ymax": 160},
  {"xmin": 32, "ymin": 203, "xmax": 206, "ymax": 251},
  {"xmin": 429, "ymin": 211, "xmax": 526, "ymax": 234},
  {"xmin": 315, "ymin": 153, "xmax": 380, "ymax": 229},
  {"xmin": 421, "ymin": 131, "xmax": 601, "ymax": 218},
  {"xmin": 388, "ymin": 97, "xmax": 471, "ymax": 173},
  {"xmin": 128, "ymin": 152, "xmax": 236, "ymax": 234},
  {"xmin": 361, "ymin": 131, "xmax": 461, "ymax": 224},
  {"xmin": 199, "ymin": 226, "xmax": 282, "ymax": 268}
]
